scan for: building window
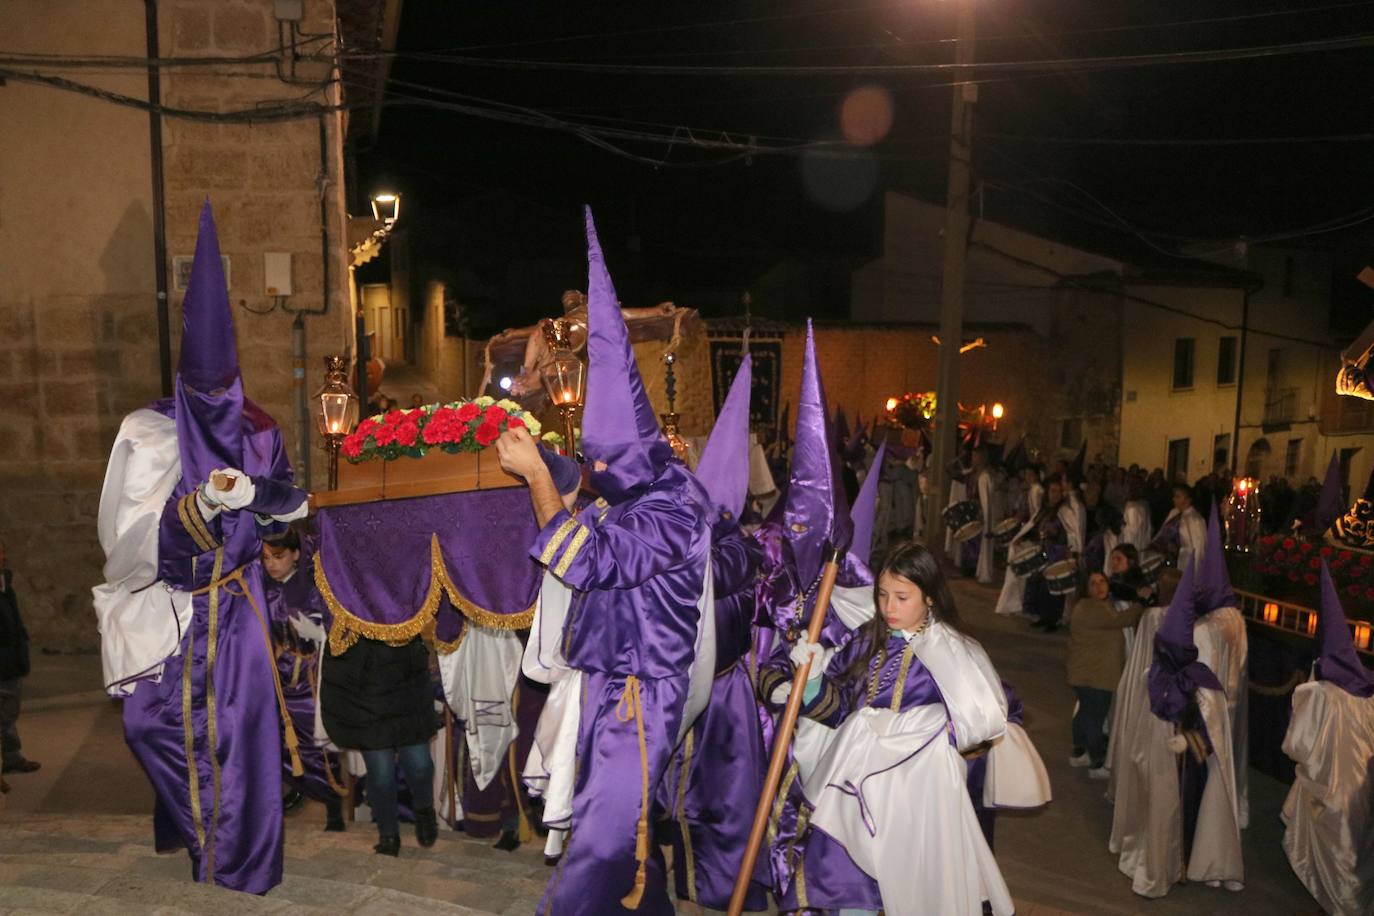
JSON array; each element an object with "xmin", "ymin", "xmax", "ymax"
[
  {"xmin": 1213, "ymin": 433, "xmax": 1231, "ymax": 472},
  {"xmin": 1285, "ymin": 438, "xmax": 1302, "ymax": 478},
  {"xmin": 1217, "ymin": 336, "xmax": 1237, "ymax": 386},
  {"xmin": 1060, "ymin": 418, "xmax": 1083, "ymax": 450},
  {"xmin": 1173, "ymin": 338, "xmax": 1195, "ymax": 390},
  {"xmin": 1167, "ymin": 438, "xmax": 1190, "ymax": 483}
]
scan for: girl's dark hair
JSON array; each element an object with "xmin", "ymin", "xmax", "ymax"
[
  {"xmin": 266, "ymin": 528, "xmax": 301, "ymax": 552},
  {"xmin": 844, "ymin": 541, "xmax": 963, "ymax": 684},
  {"xmin": 1110, "ymin": 542, "xmax": 1140, "ymax": 571}
]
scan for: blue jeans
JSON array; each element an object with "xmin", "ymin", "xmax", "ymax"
[
  {"xmin": 1071, "ymin": 686, "xmax": 1113, "ymax": 768},
  {"xmin": 362, "ymin": 743, "xmax": 434, "ymax": 837}
]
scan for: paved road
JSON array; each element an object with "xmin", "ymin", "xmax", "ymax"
[{"xmin": 3, "ymin": 586, "xmax": 1324, "ymax": 914}]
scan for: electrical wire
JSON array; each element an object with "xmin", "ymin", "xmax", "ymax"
[
  {"xmin": 347, "ymin": 32, "xmax": 1374, "ymax": 77},
  {"xmin": 982, "ymin": 130, "xmax": 1374, "ymax": 147}
]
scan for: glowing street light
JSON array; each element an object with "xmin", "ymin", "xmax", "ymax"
[{"xmin": 371, "ymin": 191, "xmax": 401, "ymax": 227}]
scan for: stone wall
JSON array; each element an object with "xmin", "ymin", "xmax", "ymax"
[{"xmin": 1, "ymin": 0, "xmax": 353, "ymax": 650}]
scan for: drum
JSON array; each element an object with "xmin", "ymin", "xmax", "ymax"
[
  {"xmin": 1009, "ymin": 541, "xmax": 1049, "ymax": 577},
  {"xmin": 991, "ymin": 518, "xmax": 1020, "ymax": 546},
  {"xmin": 942, "ymin": 500, "xmax": 983, "ymax": 542},
  {"xmin": 1044, "ymin": 559, "xmax": 1078, "ymax": 596},
  {"xmin": 1139, "ymin": 549, "xmax": 1165, "ymax": 583}
]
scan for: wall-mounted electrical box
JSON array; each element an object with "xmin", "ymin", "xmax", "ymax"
[{"xmin": 265, "ymin": 252, "xmax": 292, "ymax": 296}]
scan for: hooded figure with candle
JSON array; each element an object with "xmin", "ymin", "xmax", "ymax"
[
  {"xmin": 494, "ymin": 208, "xmax": 713, "ymax": 915},
  {"xmin": 92, "ymin": 202, "xmax": 310, "ymax": 894}
]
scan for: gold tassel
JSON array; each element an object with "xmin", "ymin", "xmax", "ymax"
[{"xmin": 616, "ymin": 676, "xmax": 651, "ymax": 910}]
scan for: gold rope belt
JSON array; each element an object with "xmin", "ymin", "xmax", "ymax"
[
  {"xmin": 189, "ymin": 553, "xmax": 305, "ymax": 784},
  {"xmin": 615, "ymin": 675, "xmax": 651, "ymax": 910}
]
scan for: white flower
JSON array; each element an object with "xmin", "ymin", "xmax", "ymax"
[
  {"xmin": 524, "ymin": 416, "xmax": 542, "ymax": 437},
  {"xmin": 542, "ymin": 430, "xmax": 564, "ymax": 445},
  {"xmin": 475, "ymin": 395, "xmax": 495, "ymax": 407},
  {"xmin": 496, "ymin": 398, "xmax": 521, "ymax": 413}
]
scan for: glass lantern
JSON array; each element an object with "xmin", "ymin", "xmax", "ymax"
[
  {"xmin": 315, "ymin": 354, "xmax": 360, "ymax": 488},
  {"xmin": 539, "ymin": 319, "xmax": 585, "ymax": 455}
]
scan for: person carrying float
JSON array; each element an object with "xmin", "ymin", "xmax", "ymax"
[
  {"xmin": 659, "ymin": 351, "xmax": 772, "ymax": 910},
  {"xmin": 495, "ymin": 207, "xmax": 714, "ymax": 916},
  {"xmin": 93, "ymin": 202, "xmax": 308, "ymax": 894}
]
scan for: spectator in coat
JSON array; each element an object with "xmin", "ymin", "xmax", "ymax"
[{"xmin": 0, "ymin": 539, "xmax": 39, "ymax": 777}]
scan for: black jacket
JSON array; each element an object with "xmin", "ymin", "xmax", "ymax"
[
  {"xmin": 0, "ymin": 576, "xmax": 30, "ymax": 681},
  {"xmin": 320, "ymin": 635, "xmax": 437, "ymax": 750}
]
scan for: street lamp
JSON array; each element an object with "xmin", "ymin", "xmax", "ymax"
[
  {"xmin": 540, "ymin": 318, "xmax": 585, "ymax": 456},
  {"xmin": 316, "ymin": 354, "xmax": 360, "ymax": 489},
  {"xmin": 371, "ymin": 191, "xmax": 401, "ymax": 228}
]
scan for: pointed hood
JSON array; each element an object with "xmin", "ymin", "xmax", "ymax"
[
  {"xmin": 1314, "ymin": 452, "xmax": 1344, "ymax": 534},
  {"xmin": 1004, "ymin": 436, "xmax": 1029, "ymax": 474},
  {"xmin": 1316, "ymin": 562, "xmax": 1374, "ymax": 697},
  {"xmin": 1157, "ymin": 559, "xmax": 1202, "ymax": 651},
  {"xmin": 579, "ymin": 207, "xmax": 674, "ymax": 503},
  {"xmin": 1195, "ymin": 504, "xmax": 1236, "ymax": 612},
  {"xmin": 834, "ymin": 406, "xmax": 850, "ymax": 450},
  {"xmin": 849, "ymin": 440, "xmax": 886, "ymax": 568},
  {"xmin": 696, "ymin": 353, "xmax": 752, "ymax": 521},
  {"xmin": 842, "ymin": 410, "xmax": 869, "ymax": 463},
  {"xmin": 782, "ymin": 320, "xmax": 853, "ymax": 587},
  {"xmin": 1067, "ymin": 440, "xmax": 1087, "ymax": 487},
  {"xmin": 174, "ymin": 200, "xmax": 244, "ymax": 488}
]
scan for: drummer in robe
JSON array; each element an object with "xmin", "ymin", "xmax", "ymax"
[
  {"xmin": 1027, "ymin": 476, "xmax": 1078, "ymax": 633},
  {"xmin": 92, "ymin": 202, "xmax": 308, "ymax": 893},
  {"xmin": 261, "ymin": 530, "xmax": 345, "ymax": 832},
  {"xmin": 995, "ymin": 465, "xmax": 1044, "ymax": 617},
  {"xmin": 495, "ymin": 208, "xmax": 712, "ymax": 916},
  {"xmin": 971, "ymin": 447, "xmax": 1000, "ymax": 585}
]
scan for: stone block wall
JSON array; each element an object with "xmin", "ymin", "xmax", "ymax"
[{"xmin": 1, "ymin": 0, "xmax": 353, "ymax": 651}]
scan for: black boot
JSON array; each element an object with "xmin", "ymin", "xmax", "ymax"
[
  {"xmin": 324, "ymin": 797, "xmax": 346, "ymax": 832},
  {"xmin": 282, "ymin": 788, "xmax": 304, "ymax": 813},
  {"xmin": 415, "ymin": 806, "xmax": 438, "ymax": 848},
  {"xmin": 493, "ymin": 829, "xmax": 520, "ymax": 852},
  {"xmin": 374, "ymin": 834, "xmax": 400, "ymax": 856}
]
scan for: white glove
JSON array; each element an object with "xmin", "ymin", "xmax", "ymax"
[
  {"xmin": 203, "ymin": 468, "xmax": 255, "ymax": 511},
  {"xmin": 769, "ymin": 680, "xmax": 793, "ymax": 704},
  {"xmin": 289, "ymin": 611, "xmax": 326, "ymax": 644},
  {"xmin": 789, "ymin": 636, "xmax": 825, "ymax": 681}
]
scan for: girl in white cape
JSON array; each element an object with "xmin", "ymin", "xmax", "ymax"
[{"xmin": 761, "ymin": 541, "xmax": 1047, "ymax": 915}]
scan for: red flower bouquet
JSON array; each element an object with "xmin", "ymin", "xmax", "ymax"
[{"xmin": 341, "ymin": 397, "xmax": 543, "ymax": 464}]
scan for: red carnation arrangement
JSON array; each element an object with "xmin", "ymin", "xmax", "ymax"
[
  {"xmin": 1256, "ymin": 532, "xmax": 1374, "ymax": 603},
  {"xmin": 341, "ymin": 397, "xmax": 543, "ymax": 464}
]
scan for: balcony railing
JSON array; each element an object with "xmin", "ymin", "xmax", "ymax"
[
  {"xmin": 1263, "ymin": 387, "xmax": 1298, "ymax": 425},
  {"xmin": 1235, "ymin": 588, "xmax": 1373, "ymax": 656}
]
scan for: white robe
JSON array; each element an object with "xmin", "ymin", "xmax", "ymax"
[
  {"xmin": 1162, "ymin": 506, "xmax": 1207, "ymax": 574},
  {"xmin": 994, "ymin": 483, "xmax": 1042, "ymax": 616},
  {"xmin": 795, "ymin": 623, "xmax": 1038, "ymax": 916},
  {"xmin": 91, "ymin": 409, "xmax": 194, "ymax": 696},
  {"xmin": 437, "ymin": 625, "xmax": 524, "ymax": 792},
  {"xmin": 1107, "ymin": 605, "xmax": 1249, "ymax": 898},
  {"xmin": 1281, "ymin": 679, "xmax": 1374, "ymax": 916},
  {"xmin": 975, "ymin": 470, "xmax": 999, "ymax": 584},
  {"xmin": 1122, "ymin": 500, "xmax": 1153, "ymax": 553}
]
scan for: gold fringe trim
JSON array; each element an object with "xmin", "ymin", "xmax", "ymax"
[
  {"xmin": 316, "ymin": 535, "xmax": 446, "ymax": 656},
  {"xmin": 434, "ymin": 560, "xmax": 537, "ymax": 631}
]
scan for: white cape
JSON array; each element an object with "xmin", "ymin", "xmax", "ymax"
[
  {"xmin": 92, "ymin": 408, "xmax": 193, "ymax": 696},
  {"xmin": 437, "ymin": 624, "xmax": 524, "ymax": 792},
  {"xmin": 1107, "ymin": 605, "xmax": 1248, "ymax": 898},
  {"xmin": 798, "ymin": 622, "xmax": 1017, "ymax": 916},
  {"xmin": 1281, "ymin": 679, "xmax": 1374, "ymax": 916}
]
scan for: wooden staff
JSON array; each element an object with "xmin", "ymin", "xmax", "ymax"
[{"xmin": 727, "ymin": 545, "xmax": 842, "ymax": 916}]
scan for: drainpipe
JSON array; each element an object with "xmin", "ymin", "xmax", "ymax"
[
  {"xmin": 1232, "ymin": 277, "xmax": 1263, "ymax": 474},
  {"xmin": 145, "ymin": 0, "xmax": 171, "ymax": 396}
]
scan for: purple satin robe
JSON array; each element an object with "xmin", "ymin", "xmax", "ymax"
[
  {"xmin": 529, "ymin": 461, "xmax": 710, "ymax": 916},
  {"xmin": 264, "ymin": 567, "xmax": 340, "ymax": 805},
  {"xmin": 667, "ymin": 522, "xmax": 771, "ymax": 910},
  {"xmin": 123, "ymin": 403, "xmax": 304, "ymax": 894}
]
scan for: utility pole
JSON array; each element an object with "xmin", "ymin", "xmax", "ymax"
[{"xmin": 923, "ymin": 0, "xmax": 977, "ymax": 560}]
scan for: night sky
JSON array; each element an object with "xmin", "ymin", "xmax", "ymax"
[{"xmin": 355, "ymin": 0, "xmax": 1374, "ymax": 333}]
